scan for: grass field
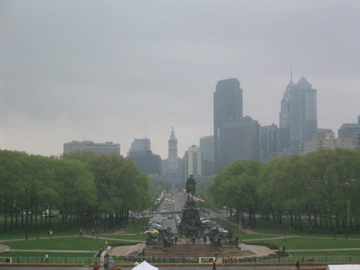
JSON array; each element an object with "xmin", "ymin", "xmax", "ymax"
[
  {"xmin": 4, "ymin": 236, "xmax": 135, "ymax": 251},
  {"xmin": 1, "ymin": 251, "xmax": 96, "ymax": 258},
  {"xmin": 248, "ymin": 236, "xmax": 360, "ymax": 250},
  {"xmin": 288, "ymin": 250, "xmax": 360, "ymax": 256}
]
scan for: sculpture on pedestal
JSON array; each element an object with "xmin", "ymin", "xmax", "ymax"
[{"xmin": 179, "ymin": 175, "xmax": 202, "ymax": 236}]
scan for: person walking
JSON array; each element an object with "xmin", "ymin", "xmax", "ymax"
[
  {"xmin": 212, "ymin": 257, "xmax": 217, "ymax": 270},
  {"xmin": 45, "ymin": 253, "xmax": 49, "ymax": 263},
  {"xmin": 204, "ymin": 235, "xmax": 207, "ymax": 244},
  {"xmin": 197, "ymin": 234, "xmax": 200, "ymax": 244},
  {"xmin": 174, "ymin": 236, "xmax": 178, "ymax": 245},
  {"xmin": 296, "ymin": 259, "xmax": 300, "ymax": 270}
]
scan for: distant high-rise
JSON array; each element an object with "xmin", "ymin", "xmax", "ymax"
[
  {"xmin": 168, "ymin": 127, "xmax": 178, "ymax": 160},
  {"xmin": 200, "ymin": 135, "xmax": 214, "ymax": 176},
  {"xmin": 128, "ymin": 150, "xmax": 161, "ymax": 176},
  {"xmin": 161, "ymin": 127, "xmax": 183, "ymax": 185},
  {"xmin": 260, "ymin": 124, "xmax": 279, "ymax": 162},
  {"xmin": 338, "ymin": 116, "xmax": 360, "ymax": 139},
  {"xmin": 64, "ymin": 140, "xmax": 120, "ymax": 155},
  {"xmin": 214, "ymin": 78, "xmax": 243, "ymax": 172},
  {"xmin": 183, "ymin": 145, "xmax": 203, "ymax": 180},
  {"xmin": 279, "ymin": 74, "xmax": 317, "ymax": 154},
  {"xmin": 129, "ymin": 138, "xmax": 151, "ymax": 153},
  {"xmin": 218, "ymin": 116, "xmax": 260, "ymax": 168}
]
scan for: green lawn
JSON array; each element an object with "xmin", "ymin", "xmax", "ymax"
[
  {"xmin": 288, "ymin": 250, "xmax": 360, "ymax": 256},
  {"xmin": 4, "ymin": 236, "xmax": 133, "ymax": 251},
  {"xmin": 250, "ymin": 236, "xmax": 360, "ymax": 250},
  {"xmin": 130, "ymin": 217, "xmax": 149, "ymax": 234},
  {"xmin": 1, "ymin": 251, "xmax": 96, "ymax": 258},
  {"xmin": 239, "ymin": 234, "xmax": 283, "ymax": 240}
]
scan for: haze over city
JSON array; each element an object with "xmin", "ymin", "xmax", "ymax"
[{"xmin": 1, "ymin": 1, "xmax": 359, "ymax": 159}]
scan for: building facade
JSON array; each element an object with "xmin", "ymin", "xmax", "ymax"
[
  {"xmin": 200, "ymin": 135, "xmax": 214, "ymax": 176},
  {"xmin": 279, "ymin": 76, "xmax": 317, "ymax": 154},
  {"xmin": 183, "ymin": 145, "xmax": 203, "ymax": 180},
  {"xmin": 129, "ymin": 138, "xmax": 151, "ymax": 153},
  {"xmin": 161, "ymin": 128, "xmax": 183, "ymax": 186},
  {"xmin": 128, "ymin": 150, "xmax": 162, "ymax": 176},
  {"xmin": 260, "ymin": 124, "xmax": 279, "ymax": 162},
  {"xmin": 214, "ymin": 78, "xmax": 243, "ymax": 172},
  {"xmin": 63, "ymin": 140, "xmax": 120, "ymax": 155},
  {"xmin": 338, "ymin": 116, "xmax": 360, "ymax": 139},
  {"xmin": 218, "ymin": 116, "xmax": 260, "ymax": 168},
  {"xmin": 300, "ymin": 130, "xmax": 354, "ymax": 155}
]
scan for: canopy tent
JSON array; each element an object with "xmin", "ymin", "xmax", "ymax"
[
  {"xmin": 133, "ymin": 261, "xmax": 158, "ymax": 270},
  {"xmin": 327, "ymin": 265, "xmax": 360, "ymax": 270}
]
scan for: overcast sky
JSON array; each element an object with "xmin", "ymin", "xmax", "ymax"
[{"xmin": 1, "ymin": 0, "xmax": 359, "ymax": 159}]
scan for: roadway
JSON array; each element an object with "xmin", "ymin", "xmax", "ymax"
[{"xmin": 156, "ymin": 189, "xmax": 187, "ymax": 235}]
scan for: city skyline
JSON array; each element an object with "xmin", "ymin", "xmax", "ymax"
[{"xmin": 1, "ymin": 1, "xmax": 359, "ymax": 160}]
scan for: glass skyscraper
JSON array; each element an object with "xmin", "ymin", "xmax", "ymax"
[
  {"xmin": 279, "ymin": 76, "xmax": 317, "ymax": 154},
  {"xmin": 214, "ymin": 78, "xmax": 243, "ymax": 172}
]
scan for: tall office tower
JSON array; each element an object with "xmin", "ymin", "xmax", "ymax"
[
  {"xmin": 200, "ymin": 135, "xmax": 214, "ymax": 176},
  {"xmin": 162, "ymin": 128, "xmax": 183, "ymax": 186},
  {"xmin": 129, "ymin": 138, "xmax": 151, "ymax": 153},
  {"xmin": 168, "ymin": 127, "xmax": 177, "ymax": 160},
  {"xmin": 279, "ymin": 75, "xmax": 317, "ymax": 154},
  {"xmin": 64, "ymin": 140, "xmax": 120, "ymax": 155},
  {"xmin": 278, "ymin": 77, "xmax": 294, "ymax": 152},
  {"xmin": 218, "ymin": 116, "xmax": 260, "ymax": 168},
  {"xmin": 214, "ymin": 78, "xmax": 243, "ymax": 172},
  {"xmin": 128, "ymin": 150, "xmax": 161, "ymax": 176},
  {"xmin": 183, "ymin": 145, "xmax": 203, "ymax": 180},
  {"xmin": 260, "ymin": 124, "xmax": 279, "ymax": 162},
  {"xmin": 338, "ymin": 116, "xmax": 360, "ymax": 139}
]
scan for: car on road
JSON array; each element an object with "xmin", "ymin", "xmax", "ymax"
[
  {"xmin": 168, "ymin": 215, "xmax": 173, "ymax": 219},
  {"xmin": 144, "ymin": 228, "xmax": 159, "ymax": 234}
]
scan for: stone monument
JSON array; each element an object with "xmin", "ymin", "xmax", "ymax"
[{"xmin": 179, "ymin": 175, "xmax": 202, "ymax": 236}]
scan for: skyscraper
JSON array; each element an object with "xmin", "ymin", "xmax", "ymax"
[
  {"xmin": 183, "ymin": 145, "xmax": 203, "ymax": 180},
  {"xmin": 161, "ymin": 127, "xmax": 183, "ymax": 185},
  {"xmin": 218, "ymin": 116, "xmax": 260, "ymax": 167},
  {"xmin": 338, "ymin": 116, "xmax": 360, "ymax": 139},
  {"xmin": 214, "ymin": 78, "xmax": 243, "ymax": 172},
  {"xmin": 200, "ymin": 135, "xmax": 214, "ymax": 176},
  {"xmin": 129, "ymin": 138, "xmax": 151, "ymax": 153},
  {"xmin": 279, "ymin": 74, "xmax": 317, "ymax": 154},
  {"xmin": 260, "ymin": 124, "xmax": 279, "ymax": 162},
  {"xmin": 168, "ymin": 127, "xmax": 177, "ymax": 160}
]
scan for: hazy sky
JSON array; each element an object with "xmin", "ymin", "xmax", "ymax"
[{"xmin": 1, "ymin": 1, "xmax": 359, "ymax": 159}]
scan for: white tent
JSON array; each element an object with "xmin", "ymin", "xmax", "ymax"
[
  {"xmin": 327, "ymin": 265, "xmax": 360, "ymax": 270},
  {"xmin": 133, "ymin": 261, "xmax": 158, "ymax": 270}
]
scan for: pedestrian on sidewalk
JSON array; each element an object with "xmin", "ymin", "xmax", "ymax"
[
  {"xmin": 296, "ymin": 259, "xmax": 300, "ymax": 270},
  {"xmin": 174, "ymin": 235, "xmax": 178, "ymax": 245},
  {"xmin": 212, "ymin": 257, "xmax": 217, "ymax": 270},
  {"xmin": 204, "ymin": 235, "xmax": 207, "ymax": 244},
  {"xmin": 45, "ymin": 253, "xmax": 49, "ymax": 263},
  {"xmin": 92, "ymin": 229, "xmax": 95, "ymax": 237},
  {"xmin": 197, "ymin": 234, "xmax": 200, "ymax": 244}
]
